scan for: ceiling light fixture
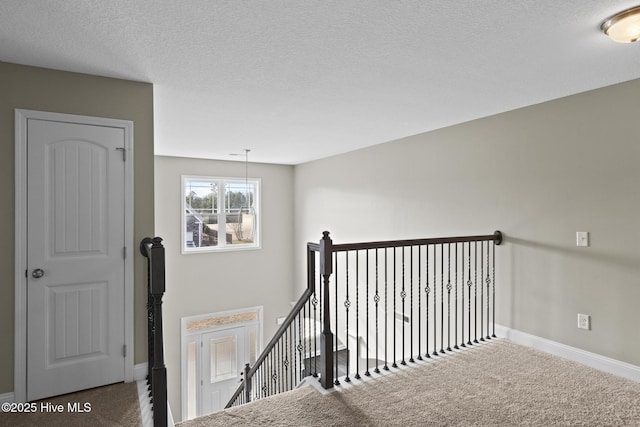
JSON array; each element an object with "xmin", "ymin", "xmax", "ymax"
[{"xmin": 601, "ymin": 5, "xmax": 640, "ymax": 43}]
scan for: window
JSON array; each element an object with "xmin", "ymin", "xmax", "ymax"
[{"xmin": 182, "ymin": 175, "xmax": 260, "ymax": 253}]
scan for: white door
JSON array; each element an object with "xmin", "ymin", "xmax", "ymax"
[
  {"xmin": 201, "ymin": 326, "xmax": 254, "ymax": 415},
  {"xmin": 26, "ymin": 118, "xmax": 126, "ymax": 401}
]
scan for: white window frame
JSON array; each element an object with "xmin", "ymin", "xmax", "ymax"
[{"xmin": 182, "ymin": 175, "xmax": 261, "ymax": 253}]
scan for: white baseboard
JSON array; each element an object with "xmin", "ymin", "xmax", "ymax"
[
  {"xmin": 496, "ymin": 324, "xmax": 640, "ymax": 382},
  {"xmin": 0, "ymin": 392, "xmax": 14, "ymax": 404},
  {"xmin": 134, "ymin": 363, "xmax": 149, "ymax": 382}
]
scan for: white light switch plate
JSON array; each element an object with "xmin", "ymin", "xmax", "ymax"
[{"xmin": 576, "ymin": 231, "xmax": 589, "ymax": 247}]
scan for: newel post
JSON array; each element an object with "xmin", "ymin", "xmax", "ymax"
[
  {"xmin": 319, "ymin": 231, "xmax": 334, "ymax": 389},
  {"xmin": 150, "ymin": 237, "xmax": 167, "ymax": 427},
  {"xmin": 243, "ymin": 363, "xmax": 251, "ymax": 403}
]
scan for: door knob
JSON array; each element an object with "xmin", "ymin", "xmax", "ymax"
[{"xmin": 32, "ymin": 268, "xmax": 44, "ymax": 279}]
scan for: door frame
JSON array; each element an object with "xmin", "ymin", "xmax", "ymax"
[
  {"xmin": 14, "ymin": 109, "xmax": 135, "ymax": 402},
  {"xmin": 181, "ymin": 306, "xmax": 263, "ymax": 421}
]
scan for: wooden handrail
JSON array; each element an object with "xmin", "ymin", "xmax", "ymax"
[{"xmin": 332, "ymin": 231, "xmax": 502, "ymax": 251}]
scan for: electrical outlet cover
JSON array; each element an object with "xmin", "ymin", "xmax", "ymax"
[{"xmin": 577, "ymin": 313, "xmax": 590, "ymax": 330}]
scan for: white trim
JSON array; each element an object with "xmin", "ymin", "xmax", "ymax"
[
  {"xmin": 137, "ymin": 380, "xmax": 154, "ymax": 427},
  {"xmin": 134, "ymin": 363, "xmax": 149, "ymax": 382},
  {"xmin": 181, "ymin": 175, "xmax": 261, "ymax": 254},
  {"xmin": 180, "ymin": 306, "xmax": 263, "ymax": 421},
  {"xmin": 14, "ymin": 109, "xmax": 135, "ymax": 402},
  {"xmin": 0, "ymin": 392, "xmax": 15, "ymax": 404},
  {"xmin": 496, "ymin": 324, "xmax": 640, "ymax": 382}
]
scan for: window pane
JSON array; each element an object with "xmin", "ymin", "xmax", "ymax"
[
  {"xmin": 185, "ymin": 179, "xmax": 219, "ymax": 248},
  {"xmin": 186, "ymin": 341, "xmax": 197, "ymax": 419},
  {"xmin": 225, "ymin": 182, "xmax": 256, "ymax": 245},
  {"xmin": 185, "ymin": 180, "xmax": 217, "ymax": 214},
  {"xmin": 249, "ymin": 329, "xmax": 257, "ymax": 365},
  {"xmin": 210, "ymin": 336, "xmax": 237, "ymax": 383}
]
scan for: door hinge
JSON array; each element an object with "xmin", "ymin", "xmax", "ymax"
[
  {"xmin": 116, "ymin": 147, "xmax": 126, "ymax": 161},
  {"xmin": 123, "ymin": 344, "xmax": 127, "ymax": 358},
  {"xmin": 123, "ymin": 246, "xmax": 127, "ymax": 260}
]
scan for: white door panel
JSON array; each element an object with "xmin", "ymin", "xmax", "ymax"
[
  {"xmin": 201, "ymin": 327, "xmax": 246, "ymax": 415},
  {"xmin": 27, "ymin": 118, "xmax": 125, "ymax": 401}
]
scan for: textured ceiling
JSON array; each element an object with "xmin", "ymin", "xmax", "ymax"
[{"xmin": 1, "ymin": 1, "xmax": 639, "ymax": 165}]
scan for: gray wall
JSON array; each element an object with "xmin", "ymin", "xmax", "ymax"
[
  {"xmin": 154, "ymin": 156, "xmax": 295, "ymax": 420},
  {"xmin": 0, "ymin": 61, "xmax": 154, "ymax": 395},
  {"xmin": 294, "ymin": 78, "xmax": 640, "ymax": 367}
]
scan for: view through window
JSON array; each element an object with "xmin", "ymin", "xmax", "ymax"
[{"xmin": 183, "ymin": 176, "xmax": 260, "ymax": 252}]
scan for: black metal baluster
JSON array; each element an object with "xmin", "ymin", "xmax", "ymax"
[
  {"xmin": 263, "ymin": 362, "xmax": 267, "ymax": 398},
  {"xmin": 392, "ymin": 247, "xmax": 398, "ymax": 369},
  {"xmin": 492, "ymin": 240, "xmax": 497, "ymax": 338},
  {"xmin": 461, "ymin": 242, "xmax": 466, "ymax": 348},
  {"xmin": 467, "ymin": 242, "xmax": 472, "ymax": 346},
  {"xmin": 374, "ymin": 248, "xmax": 381, "ymax": 373},
  {"xmin": 334, "ymin": 252, "xmax": 340, "ymax": 385},
  {"xmin": 474, "ymin": 241, "xmax": 479, "ymax": 344},
  {"xmin": 301, "ymin": 303, "xmax": 306, "ymax": 380},
  {"xmin": 264, "ymin": 354, "xmax": 268, "ymax": 397},
  {"xmin": 425, "ymin": 245, "xmax": 430, "ymax": 358},
  {"xmin": 446, "ymin": 243, "xmax": 452, "ymax": 352},
  {"xmin": 282, "ymin": 327, "xmax": 287, "ymax": 394},
  {"xmin": 401, "ymin": 247, "xmax": 406, "ymax": 365},
  {"xmin": 293, "ymin": 322, "xmax": 297, "ymax": 387},
  {"xmin": 384, "ymin": 248, "xmax": 390, "ymax": 371},
  {"xmin": 344, "ymin": 251, "xmax": 351, "ymax": 382},
  {"xmin": 267, "ymin": 355, "xmax": 271, "ymax": 397},
  {"xmin": 297, "ymin": 310, "xmax": 302, "ymax": 385},
  {"xmin": 409, "ymin": 246, "xmax": 414, "ymax": 363},
  {"xmin": 303, "ymin": 300, "xmax": 308, "ymax": 380},
  {"xmin": 480, "ymin": 242, "xmax": 485, "ymax": 342},
  {"xmin": 284, "ymin": 321, "xmax": 289, "ymax": 391},
  {"xmin": 432, "ymin": 245, "xmax": 438, "ymax": 357},
  {"xmin": 355, "ymin": 251, "xmax": 361, "ymax": 379},
  {"xmin": 274, "ymin": 339, "xmax": 279, "ymax": 394},
  {"xmin": 312, "ymin": 273, "xmax": 318, "ymax": 377},
  {"xmin": 278, "ymin": 338, "xmax": 282, "ymax": 393},
  {"xmin": 486, "ymin": 241, "xmax": 491, "ymax": 340},
  {"xmin": 417, "ymin": 245, "xmax": 423, "ymax": 361},
  {"xmin": 266, "ymin": 353, "xmax": 271, "ymax": 397},
  {"xmin": 317, "ymin": 260, "xmax": 322, "ymax": 381},
  {"xmin": 454, "ymin": 243, "xmax": 459, "ymax": 350},
  {"xmin": 440, "ymin": 244, "xmax": 445, "ymax": 354},
  {"xmin": 275, "ymin": 338, "xmax": 280, "ymax": 394},
  {"xmin": 272, "ymin": 351, "xmax": 277, "ymax": 396},
  {"xmin": 365, "ymin": 249, "xmax": 371, "ymax": 376}
]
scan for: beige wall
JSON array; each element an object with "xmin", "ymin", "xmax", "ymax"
[
  {"xmin": 0, "ymin": 62, "xmax": 154, "ymax": 394},
  {"xmin": 154, "ymin": 156, "xmax": 295, "ymax": 420},
  {"xmin": 294, "ymin": 78, "xmax": 640, "ymax": 367}
]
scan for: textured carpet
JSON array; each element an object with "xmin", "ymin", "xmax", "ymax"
[
  {"xmin": 180, "ymin": 340, "xmax": 640, "ymax": 426},
  {"xmin": 0, "ymin": 381, "xmax": 142, "ymax": 427}
]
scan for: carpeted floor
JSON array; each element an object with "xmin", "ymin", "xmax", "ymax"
[
  {"xmin": 0, "ymin": 381, "xmax": 142, "ymax": 427},
  {"xmin": 180, "ymin": 339, "xmax": 640, "ymax": 426}
]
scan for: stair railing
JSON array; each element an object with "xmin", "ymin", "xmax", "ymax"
[
  {"xmin": 226, "ymin": 230, "xmax": 503, "ymax": 408},
  {"xmin": 226, "ymin": 242, "xmax": 320, "ymax": 407},
  {"xmin": 140, "ymin": 237, "xmax": 168, "ymax": 427}
]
